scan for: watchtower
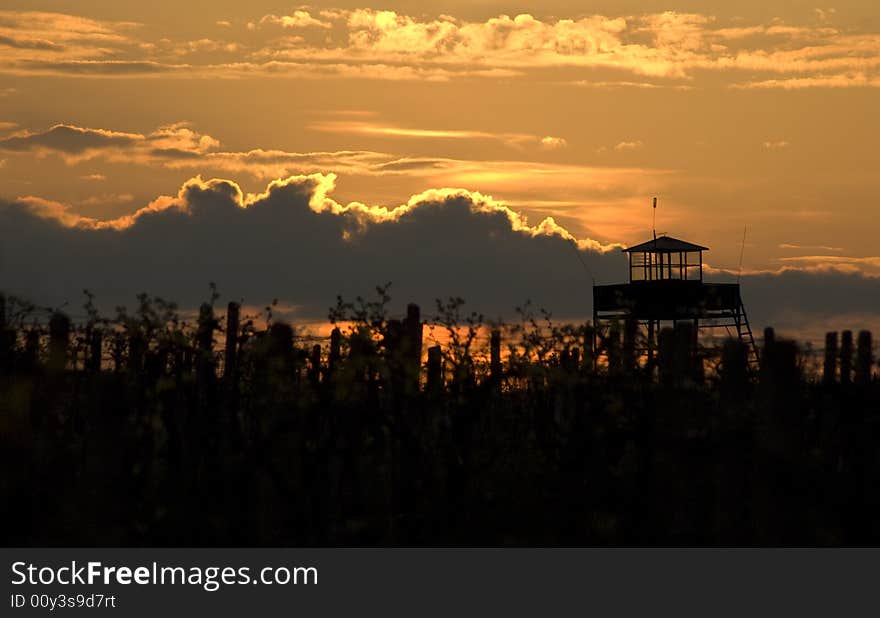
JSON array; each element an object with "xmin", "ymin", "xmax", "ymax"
[{"xmin": 592, "ymin": 234, "xmax": 758, "ymax": 370}]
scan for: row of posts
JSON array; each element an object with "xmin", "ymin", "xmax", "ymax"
[
  {"xmin": 0, "ymin": 293, "xmax": 875, "ymax": 388},
  {"xmin": 823, "ymin": 330, "xmax": 873, "ymax": 385}
]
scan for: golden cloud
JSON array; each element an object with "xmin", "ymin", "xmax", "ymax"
[{"xmin": 2, "ymin": 8, "xmax": 880, "ymax": 88}]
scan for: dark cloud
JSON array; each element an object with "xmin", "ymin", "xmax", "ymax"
[
  {"xmin": 1, "ymin": 174, "xmax": 877, "ymax": 337},
  {"xmin": 714, "ymin": 270, "xmax": 880, "ymax": 334},
  {"xmin": 0, "ymin": 124, "xmax": 140, "ymax": 154},
  {"xmin": 0, "ymin": 174, "xmax": 623, "ymax": 320}
]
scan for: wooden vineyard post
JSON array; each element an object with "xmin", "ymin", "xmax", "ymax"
[
  {"xmin": 310, "ymin": 344, "xmax": 322, "ymax": 389},
  {"xmin": 48, "ymin": 311, "xmax": 70, "ymax": 373},
  {"xmin": 87, "ymin": 329, "xmax": 103, "ymax": 373},
  {"xmin": 856, "ymin": 330, "xmax": 873, "ymax": 385},
  {"xmin": 490, "ymin": 329, "xmax": 502, "ymax": 384},
  {"xmin": 328, "ymin": 327, "xmax": 341, "ymax": 379},
  {"xmin": 224, "ymin": 302, "xmax": 240, "ymax": 380},
  {"xmin": 404, "ymin": 303, "xmax": 423, "ymax": 396},
  {"xmin": 426, "ymin": 345, "xmax": 443, "ymax": 395},
  {"xmin": 840, "ymin": 330, "xmax": 853, "ymax": 386},
  {"xmin": 196, "ymin": 303, "xmax": 216, "ymax": 411},
  {"xmin": 24, "ymin": 329, "xmax": 39, "ymax": 371},
  {"xmin": 582, "ymin": 324, "xmax": 595, "ymax": 375},
  {"xmin": 823, "ymin": 332, "xmax": 838, "ymax": 385}
]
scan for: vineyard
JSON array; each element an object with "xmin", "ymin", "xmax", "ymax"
[{"xmin": 1, "ymin": 286, "xmax": 879, "ymax": 546}]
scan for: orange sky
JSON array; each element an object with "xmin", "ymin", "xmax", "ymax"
[{"xmin": 0, "ymin": 2, "xmax": 879, "ymax": 282}]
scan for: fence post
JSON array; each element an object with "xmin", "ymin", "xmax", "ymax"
[
  {"xmin": 405, "ymin": 304, "xmax": 423, "ymax": 394},
  {"xmin": 582, "ymin": 324, "xmax": 595, "ymax": 374},
  {"xmin": 823, "ymin": 332, "xmax": 838, "ymax": 385},
  {"xmin": 24, "ymin": 329, "xmax": 39, "ymax": 370},
  {"xmin": 856, "ymin": 330, "xmax": 873, "ymax": 385},
  {"xmin": 328, "ymin": 327, "xmax": 341, "ymax": 378},
  {"xmin": 111, "ymin": 333, "xmax": 124, "ymax": 373},
  {"xmin": 196, "ymin": 303, "xmax": 216, "ymax": 407},
  {"xmin": 840, "ymin": 330, "xmax": 853, "ymax": 386},
  {"xmin": 490, "ymin": 329, "xmax": 502, "ymax": 383},
  {"xmin": 48, "ymin": 311, "xmax": 70, "ymax": 373},
  {"xmin": 309, "ymin": 344, "xmax": 322, "ymax": 388},
  {"xmin": 197, "ymin": 303, "xmax": 215, "ymax": 358},
  {"xmin": 267, "ymin": 322, "xmax": 293, "ymax": 362},
  {"xmin": 224, "ymin": 302, "xmax": 240, "ymax": 380},
  {"xmin": 87, "ymin": 329, "xmax": 103, "ymax": 373},
  {"xmin": 128, "ymin": 331, "xmax": 145, "ymax": 375},
  {"xmin": 426, "ymin": 345, "xmax": 443, "ymax": 395}
]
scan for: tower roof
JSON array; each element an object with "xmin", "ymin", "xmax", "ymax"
[{"xmin": 623, "ymin": 235, "xmax": 709, "ymax": 253}]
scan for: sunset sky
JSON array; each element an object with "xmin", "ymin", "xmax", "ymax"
[{"xmin": 1, "ymin": 1, "xmax": 879, "ymax": 338}]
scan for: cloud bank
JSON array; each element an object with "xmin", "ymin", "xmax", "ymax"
[
  {"xmin": 0, "ymin": 174, "xmax": 624, "ymax": 320},
  {"xmin": 2, "ymin": 8, "xmax": 880, "ymax": 88},
  {"xmin": 2, "ymin": 173, "xmax": 879, "ymax": 338}
]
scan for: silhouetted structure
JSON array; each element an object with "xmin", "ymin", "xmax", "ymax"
[{"xmin": 593, "ymin": 235, "xmax": 758, "ymax": 372}]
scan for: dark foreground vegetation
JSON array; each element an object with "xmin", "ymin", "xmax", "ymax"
[{"xmin": 1, "ymin": 286, "xmax": 878, "ymax": 546}]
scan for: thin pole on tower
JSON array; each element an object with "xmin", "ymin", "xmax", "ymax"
[
  {"xmin": 652, "ymin": 196, "xmax": 657, "ymax": 242},
  {"xmin": 649, "ymin": 196, "xmax": 659, "ymax": 281}
]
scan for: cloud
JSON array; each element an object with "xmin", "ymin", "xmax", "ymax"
[
  {"xmin": 0, "ymin": 120, "xmax": 675, "ymax": 244},
  {"xmin": 0, "ymin": 10, "xmax": 139, "ymax": 68},
  {"xmin": 0, "ymin": 124, "xmax": 144, "ymax": 157},
  {"xmin": 569, "ymin": 80, "xmax": 692, "ymax": 90},
  {"xmin": 814, "ymin": 9, "xmax": 837, "ymax": 24},
  {"xmin": 308, "ymin": 119, "xmax": 565, "ymax": 148},
  {"xmin": 0, "ymin": 173, "xmax": 625, "ymax": 319},
  {"xmin": 1, "ymin": 8, "xmax": 879, "ymax": 87},
  {"xmin": 78, "ymin": 192, "xmax": 134, "ymax": 206},
  {"xmin": 0, "ymin": 33, "xmax": 64, "ymax": 51},
  {"xmin": 762, "ymin": 140, "xmax": 790, "ymax": 151},
  {"xmin": 540, "ymin": 136, "xmax": 567, "ymax": 150},
  {"xmin": 733, "ymin": 72, "xmax": 880, "ymax": 90},
  {"xmin": 0, "ymin": 125, "xmax": 668, "ymax": 226},
  {"xmin": 613, "ymin": 140, "xmax": 644, "ymax": 152},
  {"xmin": 779, "ymin": 243, "xmax": 843, "ymax": 252},
  {"xmin": 776, "ymin": 255, "xmax": 880, "ymax": 275},
  {"xmin": 260, "ymin": 11, "xmax": 332, "ymax": 29},
  {"xmin": 0, "ymin": 122, "xmax": 218, "ymax": 163},
  {"xmin": 1, "ymin": 172, "xmax": 877, "ymax": 338}
]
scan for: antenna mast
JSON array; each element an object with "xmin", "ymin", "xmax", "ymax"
[{"xmin": 652, "ymin": 196, "xmax": 657, "ymax": 241}]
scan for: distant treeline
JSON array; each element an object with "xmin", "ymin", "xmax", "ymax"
[{"xmin": 1, "ymin": 286, "xmax": 878, "ymax": 546}]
